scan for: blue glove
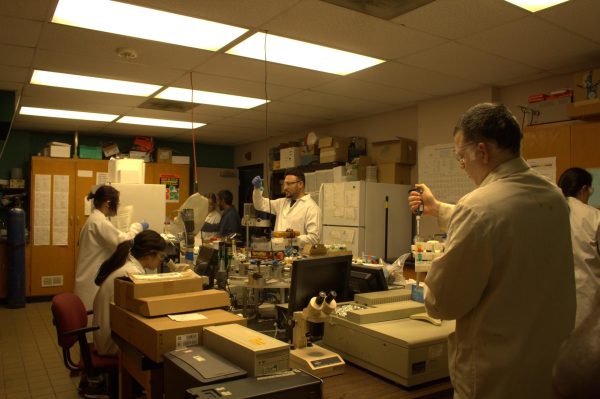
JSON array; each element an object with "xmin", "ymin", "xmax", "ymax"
[
  {"xmin": 141, "ymin": 221, "xmax": 149, "ymax": 230},
  {"xmin": 251, "ymin": 176, "xmax": 263, "ymax": 189}
]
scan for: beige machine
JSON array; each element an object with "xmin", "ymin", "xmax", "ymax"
[
  {"xmin": 322, "ymin": 290, "xmax": 455, "ymax": 387},
  {"xmin": 203, "ymin": 324, "xmax": 290, "ymax": 377}
]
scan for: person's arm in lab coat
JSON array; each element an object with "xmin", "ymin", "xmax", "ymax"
[
  {"xmin": 296, "ymin": 204, "xmax": 321, "ymax": 246},
  {"xmin": 424, "ymin": 204, "xmax": 493, "ymax": 320},
  {"xmin": 94, "ymin": 218, "xmax": 142, "ymax": 248},
  {"xmin": 253, "ymin": 188, "xmax": 280, "ymax": 215}
]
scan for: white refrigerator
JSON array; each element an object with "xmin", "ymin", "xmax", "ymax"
[
  {"xmin": 320, "ymin": 181, "xmax": 412, "ymax": 260},
  {"xmin": 110, "ymin": 183, "xmax": 166, "ymax": 233}
]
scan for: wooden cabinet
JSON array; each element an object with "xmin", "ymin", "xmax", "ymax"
[
  {"xmin": 27, "ymin": 157, "xmax": 191, "ymax": 297},
  {"xmin": 522, "ymin": 121, "xmax": 600, "ymax": 182}
]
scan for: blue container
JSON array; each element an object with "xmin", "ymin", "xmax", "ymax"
[{"xmin": 7, "ymin": 207, "xmax": 26, "ymax": 308}]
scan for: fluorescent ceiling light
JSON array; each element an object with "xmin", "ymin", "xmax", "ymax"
[
  {"xmin": 117, "ymin": 116, "xmax": 205, "ymax": 129},
  {"xmin": 52, "ymin": 0, "xmax": 248, "ymax": 50},
  {"xmin": 226, "ymin": 32, "xmax": 385, "ymax": 75},
  {"xmin": 504, "ymin": 0, "xmax": 568, "ymax": 12},
  {"xmin": 20, "ymin": 106, "xmax": 117, "ymax": 122},
  {"xmin": 31, "ymin": 70, "xmax": 162, "ymax": 97},
  {"xmin": 156, "ymin": 87, "xmax": 268, "ymax": 109}
]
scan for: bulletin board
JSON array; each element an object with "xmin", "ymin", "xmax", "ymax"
[{"xmin": 418, "ymin": 143, "xmax": 475, "ymax": 204}]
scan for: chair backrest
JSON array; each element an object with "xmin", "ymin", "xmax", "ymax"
[{"xmin": 51, "ymin": 292, "xmax": 88, "ymax": 349}]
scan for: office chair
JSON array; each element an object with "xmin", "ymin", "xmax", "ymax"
[{"xmin": 51, "ymin": 293, "xmax": 118, "ymax": 395}]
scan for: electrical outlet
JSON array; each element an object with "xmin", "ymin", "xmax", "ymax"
[{"xmin": 41, "ymin": 275, "xmax": 64, "ymax": 287}]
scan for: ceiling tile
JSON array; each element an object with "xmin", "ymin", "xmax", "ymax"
[
  {"xmin": 20, "ymin": 95, "xmax": 133, "ymax": 115},
  {"xmin": 261, "ymin": 0, "xmax": 446, "ymax": 60},
  {"xmin": 401, "ymin": 42, "xmax": 541, "ymax": 85},
  {"xmin": 392, "ymin": 0, "xmax": 528, "ymax": 40},
  {"xmin": 0, "ymin": 65, "xmax": 30, "ymax": 84},
  {"xmin": 22, "ymin": 85, "xmax": 147, "ymax": 108},
  {"xmin": 38, "ymin": 24, "xmax": 214, "ymax": 72},
  {"xmin": 459, "ymin": 16, "xmax": 600, "ymax": 70},
  {"xmin": 13, "ymin": 116, "xmax": 112, "ymax": 132},
  {"xmin": 538, "ymin": 0, "xmax": 600, "ymax": 45},
  {"xmin": 0, "ymin": 44, "xmax": 35, "ymax": 68},
  {"xmin": 0, "ymin": 81, "xmax": 24, "ymax": 92},
  {"xmin": 351, "ymin": 61, "xmax": 481, "ymax": 96},
  {"xmin": 0, "ymin": 0, "xmax": 54, "ymax": 21},
  {"xmin": 0, "ymin": 16, "xmax": 43, "ymax": 47},
  {"xmin": 282, "ymin": 90, "xmax": 398, "ymax": 115}
]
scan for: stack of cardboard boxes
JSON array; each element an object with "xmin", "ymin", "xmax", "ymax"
[
  {"xmin": 318, "ymin": 137, "xmax": 352, "ymax": 163},
  {"xmin": 371, "ymin": 138, "xmax": 416, "ymax": 184},
  {"xmin": 110, "ymin": 269, "xmax": 245, "ymax": 362}
]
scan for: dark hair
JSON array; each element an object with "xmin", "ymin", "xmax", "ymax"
[
  {"xmin": 285, "ymin": 168, "xmax": 305, "ymax": 183},
  {"xmin": 217, "ymin": 190, "xmax": 233, "ymax": 206},
  {"xmin": 455, "ymin": 103, "xmax": 522, "ymax": 156},
  {"xmin": 558, "ymin": 167, "xmax": 593, "ymax": 198},
  {"xmin": 95, "ymin": 230, "xmax": 166, "ymax": 286},
  {"xmin": 87, "ymin": 185, "xmax": 120, "ymax": 214},
  {"xmin": 205, "ymin": 192, "xmax": 217, "ymax": 204}
]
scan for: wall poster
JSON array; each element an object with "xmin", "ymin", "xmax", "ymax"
[{"xmin": 160, "ymin": 174, "xmax": 180, "ymax": 203}]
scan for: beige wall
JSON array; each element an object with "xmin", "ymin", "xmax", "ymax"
[{"xmin": 234, "ymin": 71, "xmax": 576, "ymax": 238}]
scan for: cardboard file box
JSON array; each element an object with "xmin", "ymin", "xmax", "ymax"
[
  {"xmin": 371, "ymin": 139, "xmax": 416, "ymax": 165},
  {"xmin": 377, "ymin": 163, "xmax": 411, "ymax": 184},
  {"xmin": 110, "ymin": 305, "xmax": 246, "ymax": 362}
]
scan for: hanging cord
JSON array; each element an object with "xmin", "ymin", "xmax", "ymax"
[
  {"xmin": 263, "ymin": 31, "xmax": 275, "ymax": 257},
  {"xmin": 190, "ymin": 72, "xmax": 199, "ymax": 192},
  {"xmin": 0, "ymin": 93, "xmax": 21, "ymax": 161}
]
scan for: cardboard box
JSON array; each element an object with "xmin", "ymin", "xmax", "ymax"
[
  {"xmin": 103, "ymin": 143, "xmax": 119, "ymax": 157},
  {"xmin": 371, "ymin": 139, "xmax": 416, "ymax": 165},
  {"xmin": 129, "ymin": 150, "xmax": 151, "ymax": 162},
  {"xmin": 320, "ymin": 146, "xmax": 348, "ymax": 163},
  {"xmin": 280, "ymin": 147, "xmax": 301, "ymax": 169},
  {"xmin": 46, "ymin": 142, "xmax": 71, "ymax": 158},
  {"xmin": 318, "ymin": 136, "xmax": 351, "ymax": 149},
  {"xmin": 156, "ymin": 147, "xmax": 172, "ymax": 163},
  {"xmin": 110, "ymin": 305, "xmax": 246, "ymax": 362},
  {"xmin": 172, "ymin": 155, "xmax": 190, "ymax": 164},
  {"xmin": 573, "ymin": 68, "xmax": 600, "ymax": 102},
  {"xmin": 272, "ymin": 160, "xmax": 281, "ymax": 170},
  {"xmin": 377, "ymin": 163, "xmax": 411, "ymax": 184},
  {"xmin": 567, "ymin": 99, "xmax": 600, "ymax": 119}
]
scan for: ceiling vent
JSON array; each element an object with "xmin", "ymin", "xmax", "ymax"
[
  {"xmin": 321, "ymin": 0, "xmax": 434, "ymax": 20},
  {"xmin": 138, "ymin": 98, "xmax": 196, "ymax": 113}
]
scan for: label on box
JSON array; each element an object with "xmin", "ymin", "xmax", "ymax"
[{"xmin": 176, "ymin": 333, "xmax": 199, "ymax": 349}]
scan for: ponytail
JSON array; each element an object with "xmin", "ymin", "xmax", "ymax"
[
  {"xmin": 95, "ymin": 240, "xmax": 132, "ymax": 286},
  {"xmin": 95, "ymin": 230, "xmax": 166, "ymax": 286}
]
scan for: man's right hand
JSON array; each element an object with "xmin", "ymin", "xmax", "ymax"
[
  {"xmin": 408, "ymin": 183, "xmax": 439, "ymax": 217},
  {"xmin": 252, "ymin": 176, "xmax": 263, "ymax": 189}
]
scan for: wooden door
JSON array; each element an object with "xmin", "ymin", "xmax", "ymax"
[
  {"xmin": 30, "ymin": 157, "xmax": 76, "ymax": 295},
  {"xmin": 145, "ymin": 163, "xmax": 190, "ymax": 219},
  {"xmin": 522, "ymin": 123, "xmax": 572, "ymax": 182},
  {"xmin": 73, "ymin": 159, "xmax": 108, "ymax": 264}
]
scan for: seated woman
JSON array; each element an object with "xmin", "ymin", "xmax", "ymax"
[{"xmin": 92, "ymin": 229, "xmax": 166, "ymax": 355}]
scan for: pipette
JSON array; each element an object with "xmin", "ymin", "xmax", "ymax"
[{"xmin": 412, "ymin": 188, "xmax": 424, "ymax": 242}]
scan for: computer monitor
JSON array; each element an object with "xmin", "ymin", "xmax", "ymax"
[
  {"xmin": 288, "ymin": 254, "xmax": 352, "ymax": 316},
  {"xmin": 349, "ymin": 264, "xmax": 388, "ymax": 295}
]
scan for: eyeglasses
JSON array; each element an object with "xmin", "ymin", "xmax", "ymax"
[
  {"xmin": 453, "ymin": 143, "xmax": 474, "ymax": 166},
  {"xmin": 283, "ymin": 181, "xmax": 301, "ymax": 186}
]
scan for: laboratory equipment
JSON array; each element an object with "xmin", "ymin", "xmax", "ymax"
[
  {"xmin": 185, "ymin": 368, "xmax": 322, "ymax": 399},
  {"xmin": 180, "ymin": 208, "xmax": 195, "ymax": 264},
  {"xmin": 322, "ymin": 292, "xmax": 455, "ymax": 387},
  {"xmin": 241, "ymin": 203, "xmax": 270, "ymax": 251},
  {"xmin": 349, "ymin": 263, "xmax": 388, "ymax": 295},
  {"xmin": 320, "ymin": 182, "xmax": 412, "ymax": 260}
]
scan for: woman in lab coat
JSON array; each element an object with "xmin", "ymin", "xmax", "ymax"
[
  {"xmin": 558, "ymin": 167, "xmax": 600, "ymax": 328},
  {"xmin": 199, "ymin": 192, "xmax": 221, "ymax": 242},
  {"xmin": 74, "ymin": 185, "xmax": 146, "ymax": 311},
  {"xmin": 93, "ymin": 229, "xmax": 166, "ymax": 355}
]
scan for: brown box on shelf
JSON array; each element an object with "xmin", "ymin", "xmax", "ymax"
[
  {"xmin": 567, "ymin": 99, "xmax": 600, "ymax": 119},
  {"xmin": 320, "ymin": 146, "xmax": 348, "ymax": 163},
  {"xmin": 9, "ymin": 179, "xmax": 25, "ymax": 188},
  {"xmin": 110, "ymin": 305, "xmax": 246, "ymax": 362},
  {"xmin": 318, "ymin": 136, "xmax": 351, "ymax": 149},
  {"xmin": 103, "ymin": 143, "xmax": 119, "ymax": 157},
  {"xmin": 280, "ymin": 147, "xmax": 301, "ymax": 169},
  {"xmin": 377, "ymin": 163, "xmax": 411, "ymax": 184},
  {"xmin": 156, "ymin": 147, "xmax": 172, "ymax": 163},
  {"xmin": 371, "ymin": 139, "xmax": 416, "ymax": 165}
]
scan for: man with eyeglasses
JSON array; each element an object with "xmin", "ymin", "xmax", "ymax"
[
  {"xmin": 407, "ymin": 103, "xmax": 575, "ymax": 399},
  {"xmin": 252, "ymin": 168, "xmax": 320, "ymax": 246}
]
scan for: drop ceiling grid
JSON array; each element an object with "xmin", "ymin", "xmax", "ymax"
[{"xmin": 538, "ymin": 0, "xmax": 600, "ymax": 44}]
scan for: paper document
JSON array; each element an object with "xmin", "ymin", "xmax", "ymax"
[{"xmin": 168, "ymin": 313, "xmax": 207, "ymax": 322}]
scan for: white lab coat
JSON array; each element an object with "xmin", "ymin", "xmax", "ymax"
[
  {"xmin": 566, "ymin": 196, "xmax": 600, "ymax": 328},
  {"xmin": 201, "ymin": 210, "xmax": 221, "ymax": 241},
  {"xmin": 424, "ymin": 158, "xmax": 575, "ymax": 399},
  {"xmin": 252, "ymin": 189, "xmax": 321, "ymax": 246},
  {"xmin": 92, "ymin": 255, "xmax": 145, "ymax": 355},
  {"xmin": 74, "ymin": 209, "xmax": 142, "ymax": 311}
]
